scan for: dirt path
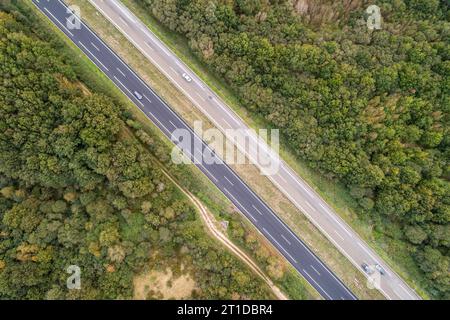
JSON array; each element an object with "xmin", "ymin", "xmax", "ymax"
[{"xmin": 162, "ymin": 171, "xmax": 288, "ymax": 300}]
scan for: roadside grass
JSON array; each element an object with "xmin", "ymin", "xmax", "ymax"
[
  {"xmin": 57, "ymin": 0, "xmax": 390, "ymax": 299},
  {"xmin": 117, "ymin": 0, "xmax": 429, "ymax": 299},
  {"xmin": 23, "ymin": 0, "xmax": 318, "ymax": 299}
]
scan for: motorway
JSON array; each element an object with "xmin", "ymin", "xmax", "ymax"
[
  {"xmin": 33, "ymin": 0, "xmax": 357, "ymax": 300},
  {"xmin": 84, "ymin": 0, "xmax": 421, "ymax": 300}
]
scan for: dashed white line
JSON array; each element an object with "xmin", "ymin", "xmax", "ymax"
[
  {"xmin": 303, "ymin": 269, "xmax": 332, "ymax": 300},
  {"xmin": 310, "ymin": 265, "xmax": 321, "ymax": 276},
  {"xmin": 143, "ymin": 94, "xmax": 152, "ymax": 103},
  {"xmin": 78, "ymin": 41, "xmax": 109, "ymax": 71},
  {"xmin": 116, "ymin": 67, "xmax": 126, "ymax": 77},
  {"xmin": 91, "ymin": 42, "xmax": 100, "ymax": 51},
  {"xmin": 221, "ymin": 117, "xmax": 233, "ymax": 129},
  {"xmin": 223, "ymin": 188, "xmax": 257, "ymax": 223},
  {"xmin": 251, "ymin": 204, "xmax": 264, "ymax": 216},
  {"xmin": 168, "ymin": 120, "xmax": 177, "ymax": 129},
  {"xmin": 263, "ymin": 228, "xmax": 297, "ymax": 264},
  {"xmin": 398, "ymin": 284, "xmax": 415, "ymax": 299},
  {"xmin": 199, "ymin": 165, "xmax": 219, "ymax": 183},
  {"xmin": 281, "ymin": 234, "xmax": 291, "ymax": 246},
  {"xmin": 224, "ymin": 175, "xmax": 234, "ymax": 186}
]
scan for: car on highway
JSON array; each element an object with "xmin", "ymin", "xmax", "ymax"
[
  {"xmin": 361, "ymin": 263, "xmax": 374, "ymax": 275},
  {"xmin": 182, "ymin": 72, "xmax": 192, "ymax": 83},
  {"xmin": 375, "ymin": 264, "xmax": 386, "ymax": 275},
  {"xmin": 134, "ymin": 91, "xmax": 143, "ymax": 100}
]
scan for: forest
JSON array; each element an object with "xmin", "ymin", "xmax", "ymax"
[
  {"xmin": 136, "ymin": 0, "xmax": 449, "ymax": 298},
  {"xmin": 0, "ymin": 4, "xmax": 275, "ymax": 299}
]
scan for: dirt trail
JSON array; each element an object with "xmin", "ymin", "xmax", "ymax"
[{"xmin": 162, "ymin": 171, "xmax": 288, "ymax": 300}]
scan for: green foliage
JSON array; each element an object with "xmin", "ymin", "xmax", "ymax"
[
  {"xmin": 0, "ymin": 10, "xmax": 271, "ymax": 300},
  {"xmin": 136, "ymin": 0, "xmax": 449, "ymax": 298}
]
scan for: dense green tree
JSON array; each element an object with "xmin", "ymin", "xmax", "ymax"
[
  {"xmin": 0, "ymin": 9, "xmax": 272, "ymax": 300},
  {"xmin": 136, "ymin": 0, "xmax": 449, "ymax": 298}
]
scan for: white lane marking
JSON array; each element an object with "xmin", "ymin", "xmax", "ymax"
[
  {"xmin": 280, "ymin": 234, "xmax": 291, "ymax": 246},
  {"xmin": 283, "ymin": 167, "xmax": 316, "ymax": 198},
  {"xmin": 143, "ymin": 108, "xmax": 172, "ymax": 137},
  {"xmin": 303, "ymin": 269, "xmax": 332, "ymax": 300},
  {"xmin": 112, "ymin": 75, "xmax": 143, "ymax": 108},
  {"xmin": 78, "ymin": 41, "xmax": 109, "ymax": 71},
  {"xmin": 116, "ymin": 67, "xmax": 126, "ymax": 77},
  {"xmin": 143, "ymin": 94, "xmax": 152, "ymax": 103},
  {"xmin": 398, "ymin": 283, "xmax": 416, "ymax": 299},
  {"xmin": 223, "ymin": 187, "xmax": 257, "ymax": 223},
  {"xmin": 113, "ymin": 76, "xmax": 128, "ymax": 91},
  {"xmin": 229, "ymin": 169, "xmax": 357, "ymax": 298},
  {"xmin": 263, "ymin": 228, "xmax": 298, "ymax": 264},
  {"xmin": 168, "ymin": 120, "xmax": 177, "ymax": 129},
  {"xmin": 91, "ymin": 42, "xmax": 100, "ymax": 51},
  {"xmin": 310, "ymin": 265, "xmax": 321, "ymax": 276},
  {"xmin": 251, "ymin": 204, "xmax": 264, "ymax": 216},
  {"xmin": 221, "ymin": 117, "xmax": 233, "ymax": 129},
  {"xmin": 224, "ymin": 175, "xmax": 234, "ymax": 186}
]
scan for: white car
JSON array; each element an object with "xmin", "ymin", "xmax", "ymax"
[
  {"xmin": 133, "ymin": 91, "xmax": 143, "ymax": 100},
  {"xmin": 182, "ymin": 72, "xmax": 192, "ymax": 82},
  {"xmin": 375, "ymin": 264, "xmax": 386, "ymax": 275}
]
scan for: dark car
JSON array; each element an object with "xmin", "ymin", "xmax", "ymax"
[{"xmin": 361, "ymin": 263, "xmax": 374, "ymax": 275}]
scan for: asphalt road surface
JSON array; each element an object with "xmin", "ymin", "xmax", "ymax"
[
  {"xmin": 32, "ymin": 0, "xmax": 359, "ymax": 300},
  {"xmin": 87, "ymin": 0, "xmax": 421, "ymax": 300}
]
